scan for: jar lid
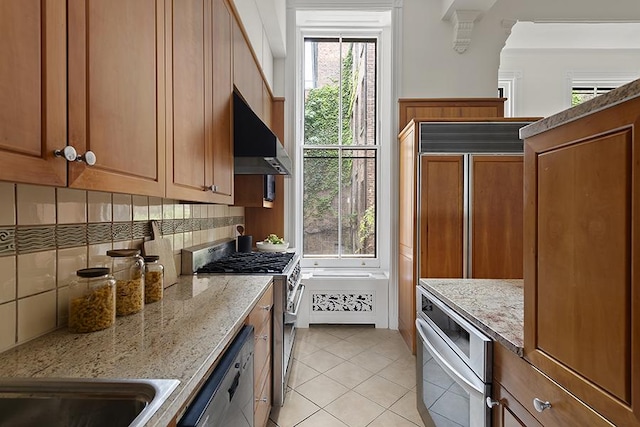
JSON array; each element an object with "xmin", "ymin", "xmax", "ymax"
[
  {"xmin": 143, "ymin": 255, "xmax": 160, "ymax": 262},
  {"xmin": 77, "ymin": 267, "xmax": 110, "ymax": 278},
  {"xmin": 106, "ymin": 249, "xmax": 141, "ymax": 257}
]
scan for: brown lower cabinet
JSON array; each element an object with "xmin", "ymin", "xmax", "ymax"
[
  {"xmin": 523, "ymin": 94, "xmax": 640, "ymax": 426},
  {"xmin": 245, "ymin": 283, "xmax": 273, "ymax": 427},
  {"xmin": 492, "ymin": 382, "xmax": 542, "ymax": 427},
  {"xmin": 493, "ymin": 343, "xmax": 614, "ymax": 427}
]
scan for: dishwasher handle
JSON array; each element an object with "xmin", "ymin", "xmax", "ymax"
[{"xmin": 228, "ymin": 371, "xmax": 241, "ymax": 401}]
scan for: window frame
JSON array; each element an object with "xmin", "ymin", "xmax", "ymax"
[
  {"xmin": 566, "ymin": 71, "xmax": 638, "ymax": 108},
  {"xmin": 297, "ymin": 30, "xmax": 383, "ymax": 269}
]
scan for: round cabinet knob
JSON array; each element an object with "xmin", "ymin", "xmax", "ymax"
[
  {"xmin": 533, "ymin": 398, "xmax": 552, "ymax": 413},
  {"xmin": 486, "ymin": 397, "xmax": 500, "ymax": 408},
  {"xmin": 76, "ymin": 151, "xmax": 96, "ymax": 166},
  {"xmin": 54, "ymin": 146, "xmax": 78, "ymax": 162}
]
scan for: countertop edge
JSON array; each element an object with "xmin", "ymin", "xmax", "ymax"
[
  {"xmin": 150, "ymin": 277, "xmax": 273, "ymax": 427},
  {"xmin": 520, "ymin": 78, "xmax": 640, "ymax": 139},
  {"xmin": 419, "ymin": 279, "xmax": 524, "ymax": 357}
]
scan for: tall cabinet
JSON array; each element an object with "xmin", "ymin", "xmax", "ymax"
[
  {"xmin": 522, "ymin": 90, "xmax": 640, "ymax": 426},
  {"xmin": 397, "ymin": 99, "xmax": 507, "ymax": 352}
]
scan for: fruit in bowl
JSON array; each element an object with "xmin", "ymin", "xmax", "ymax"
[{"xmin": 256, "ymin": 234, "xmax": 289, "ymax": 252}]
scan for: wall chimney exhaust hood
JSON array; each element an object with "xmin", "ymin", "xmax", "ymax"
[{"xmin": 233, "ymin": 91, "xmax": 292, "ymax": 175}]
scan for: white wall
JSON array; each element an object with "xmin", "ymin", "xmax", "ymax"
[
  {"xmin": 400, "ymin": 0, "xmax": 640, "ymax": 99},
  {"xmin": 500, "ymin": 49, "xmax": 640, "ymax": 117}
]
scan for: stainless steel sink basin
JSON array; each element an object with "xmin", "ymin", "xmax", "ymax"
[{"xmin": 0, "ymin": 378, "xmax": 179, "ymax": 427}]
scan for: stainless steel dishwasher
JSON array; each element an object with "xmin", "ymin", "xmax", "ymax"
[{"xmin": 178, "ymin": 326, "xmax": 254, "ymax": 427}]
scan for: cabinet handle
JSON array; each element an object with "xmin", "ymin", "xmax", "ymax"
[
  {"xmin": 533, "ymin": 398, "xmax": 552, "ymax": 412},
  {"xmin": 256, "ymin": 397, "xmax": 268, "ymax": 403},
  {"xmin": 76, "ymin": 151, "xmax": 96, "ymax": 166},
  {"xmin": 255, "ymin": 334, "xmax": 268, "ymax": 341},
  {"xmin": 261, "ymin": 305, "xmax": 272, "ymax": 311},
  {"xmin": 54, "ymin": 146, "xmax": 78, "ymax": 162},
  {"xmin": 203, "ymin": 185, "xmax": 218, "ymax": 193},
  {"xmin": 486, "ymin": 397, "xmax": 499, "ymax": 408}
]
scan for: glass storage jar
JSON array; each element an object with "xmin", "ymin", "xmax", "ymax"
[
  {"xmin": 107, "ymin": 249, "xmax": 145, "ymax": 316},
  {"xmin": 143, "ymin": 255, "xmax": 164, "ymax": 303},
  {"xmin": 68, "ymin": 268, "xmax": 116, "ymax": 333}
]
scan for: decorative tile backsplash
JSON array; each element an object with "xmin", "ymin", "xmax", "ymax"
[{"xmin": 0, "ymin": 183, "xmax": 244, "ymax": 352}]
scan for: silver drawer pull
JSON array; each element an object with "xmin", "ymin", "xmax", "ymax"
[
  {"xmin": 255, "ymin": 334, "xmax": 268, "ymax": 341},
  {"xmin": 533, "ymin": 398, "xmax": 551, "ymax": 412},
  {"xmin": 486, "ymin": 397, "xmax": 499, "ymax": 408},
  {"xmin": 256, "ymin": 397, "xmax": 268, "ymax": 403},
  {"xmin": 261, "ymin": 305, "xmax": 271, "ymax": 311}
]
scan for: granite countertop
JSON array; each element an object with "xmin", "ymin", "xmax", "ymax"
[
  {"xmin": 520, "ymin": 77, "xmax": 640, "ymax": 139},
  {"xmin": 0, "ymin": 274, "xmax": 273, "ymax": 427},
  {"xmin": 419, "ymin": 278, "xmax": 524, "ymax": 356}
]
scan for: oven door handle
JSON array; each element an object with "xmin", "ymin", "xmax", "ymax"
[
  {"xmin": 285, "ymin": 284, "xmax": 305, "ymax": 324},
  {"xmin": 416, "ymin": 317, "xmax": 484, "ymax": 396}
]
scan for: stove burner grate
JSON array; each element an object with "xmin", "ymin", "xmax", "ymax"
[{"xmin": 196, "ymin": 251, "xmax": 295, "ymax": 274}]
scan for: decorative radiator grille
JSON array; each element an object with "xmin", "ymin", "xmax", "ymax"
[{"xmin": 312, "ymin": 293, "xmax": 373, "ymax": 312}]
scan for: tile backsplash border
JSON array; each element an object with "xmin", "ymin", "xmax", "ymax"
[{"xmin": 0, "ymin": 183, "xmax": 245, "ymax": 352}]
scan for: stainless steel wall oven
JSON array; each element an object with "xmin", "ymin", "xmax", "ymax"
[{"xmin": 416, "ymin": 285, "xmax": 492, "ymax": 427}]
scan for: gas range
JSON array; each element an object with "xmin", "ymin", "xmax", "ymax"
[{"xmin": 181, "ymin": 239, "xmax": 303, "ymax": 407}]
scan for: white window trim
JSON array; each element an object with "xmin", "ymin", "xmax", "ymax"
[
  {"xmin": 297, "ymin": 30, "xmax": 384, "ymax": 269},
  {"xmin": 566, "ymin": 71, "xmax": 639, "ymax": 109},
  {"xmin": 498, "ymin": 70, "xmax": 522, "ymax": 117}
]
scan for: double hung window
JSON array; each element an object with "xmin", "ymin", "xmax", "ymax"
[{"xmin": 302, "ymin": 37, "xmax": 378, "ymax": 260}]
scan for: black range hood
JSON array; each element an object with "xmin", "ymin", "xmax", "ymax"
[{"xmin": 233, "ymin": 91, "xmax": 292, "ymax": 175}]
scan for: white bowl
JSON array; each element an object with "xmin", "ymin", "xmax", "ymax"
[{"xmin": 256, "ymin": 241, "xmax": 290, "ymax": 252}]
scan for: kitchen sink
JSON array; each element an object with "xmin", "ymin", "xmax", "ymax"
[{"xmin": 0, "ymin": 378, "xmax": 179, "ymax": 427}]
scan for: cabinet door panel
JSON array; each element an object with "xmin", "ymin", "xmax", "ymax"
[
  {"xmin": 167, "ymin": 0, "xmax": 209, "ymax": 200},
  {"xmin": 420, "ymin": 155, "xmax": 464, "ymax": 278},
  {"xmin": 471, "ymin": 155, "xmax": 523, "ymax": 278},
  {"xmin": 68, "ymin": 0, "xmax": 165, "ymax": 196},
  {"xmin": 232, "ymin": 20, "xmax": 262, "ymax": 115},
  {"xmin": 211, "ymin": 0, "xmax": 233, "ymax": 198},
  {"xmin": 537, "ymin": 131, "xmax": 631, "ymax": 399},
  {"xmin": 0, "ymin": 0, "xmax": 66, "ymax": 185},
  {"xmin": 398, "ymin": 126, "xmax": 416, "ymax": 352}
]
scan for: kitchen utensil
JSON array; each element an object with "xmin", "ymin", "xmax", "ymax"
[
  {"xmin": 143, "ymin": 221, "xmax": 178, "ymax": 286},
  {"xmin": 237, "ymin": 235, "xmax": 253, "ymax": 253}
]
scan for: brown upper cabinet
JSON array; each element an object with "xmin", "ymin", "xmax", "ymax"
[
  {"xmin": 523, "ymin": 95, "xmax": 640, "ymax": 427},
  {"xmin": 2, "ymin": 0, "xmax": 278, "ymax": 205},
  {"xmin": 0, "ymin": 0, "xmax": 67, "ymax": 186},
  {"xmin": 0, "ymin": 0, "xmax": 166, "ymax": 196},
  {"xmin": 67, "ymin": 0, "xmax": 166, "ymax": 196},
  {"xmin": 232, "ymin": 19, "xmax": 264, "ymax": 120},
  {"xmin": 165, "ymin": 0, "xmax": 234, "ymax": 204}
]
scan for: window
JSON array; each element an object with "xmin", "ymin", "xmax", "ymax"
[
  {"xmin": 302, "ymin": 37, "xmax": 377, "ymax": 260},
  {"xmin": 571, "ymin": 84, "xmax": 617, "ymax": 106}
]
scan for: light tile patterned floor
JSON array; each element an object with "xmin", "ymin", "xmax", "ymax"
[{"xmin": 269, "ymin": 325, "xmax": 426, "ymax": 427}]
